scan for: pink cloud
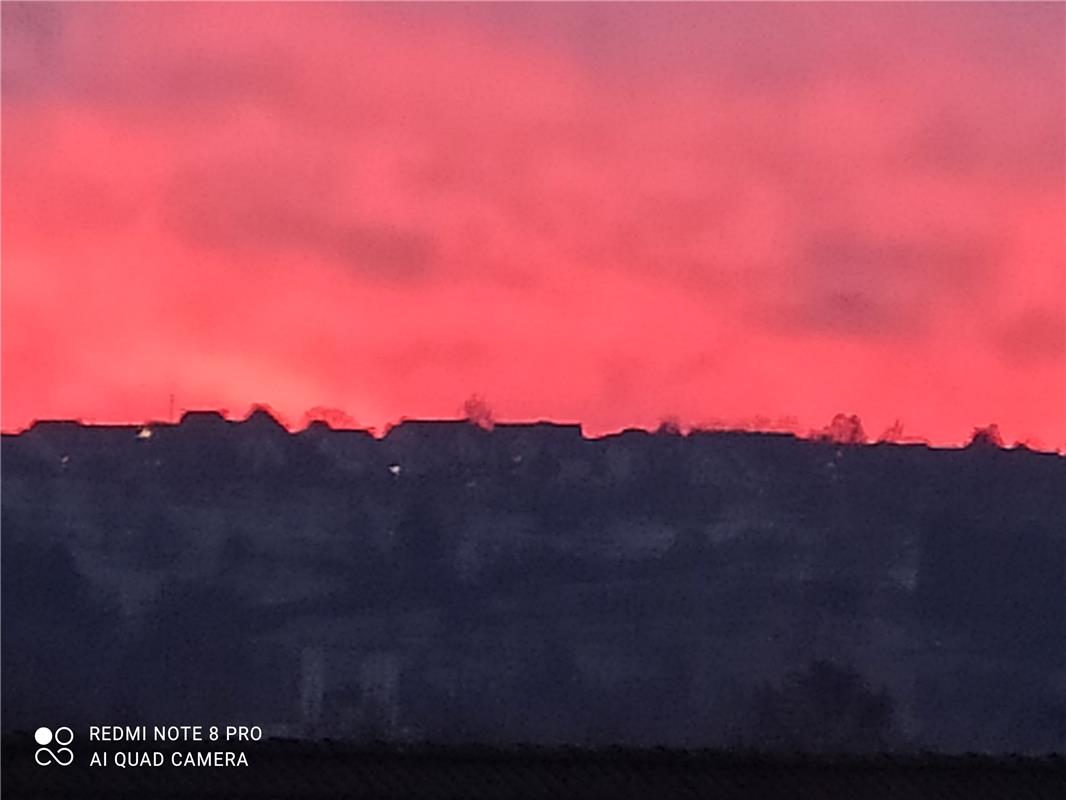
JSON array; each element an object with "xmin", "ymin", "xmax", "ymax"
[{"xmin": 2, "ymin": 3, "xmax": 1063, "ymax": 448}]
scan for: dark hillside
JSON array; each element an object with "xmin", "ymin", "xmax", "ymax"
[{"xmin": 3, "ymin": 417, "xmax": 1064, "ymax": 753}]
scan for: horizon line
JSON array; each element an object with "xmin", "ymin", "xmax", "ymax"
[{"xmin": 3, "ymin": 406, "xmax": 1062, "ymax": 457}]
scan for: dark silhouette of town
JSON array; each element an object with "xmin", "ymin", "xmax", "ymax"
[{"xmin": 2, "ymin": 410, "xmax": 1064, "ymax": 754}]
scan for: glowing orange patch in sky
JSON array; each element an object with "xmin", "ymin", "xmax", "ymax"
[{"xmin": 2, "ymin": 3, "xmax": 1063, "ymax": 448}]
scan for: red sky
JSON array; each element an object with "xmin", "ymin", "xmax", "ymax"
[{"xmin": 2, "ymin": 3, "xmax": 1064, "ymax": 448}]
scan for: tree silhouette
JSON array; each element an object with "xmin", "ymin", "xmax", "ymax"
[
  {"xmin": 968, "ymin": 423, "xmax": 1004, "ymax": 449},
  {"xmin": 820, "ymin": 413, "xmax": 867, "ymax": 445},
  {"xmin": 462, "ymin": 394, "xmax": 495, "ymax": 430}
]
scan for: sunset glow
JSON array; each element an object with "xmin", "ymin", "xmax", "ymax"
[{"xmin": 2, "ymin": 3, "xmax": 1063, "ymax": 448}]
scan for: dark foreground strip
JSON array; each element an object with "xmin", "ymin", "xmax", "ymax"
[{"xmin": 3, "ymin": 738, "xmax": 1064, "ymax": 800}]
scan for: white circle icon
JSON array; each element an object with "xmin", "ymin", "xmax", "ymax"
[{"xmin": 34, "ymin": 726, "xmax": 74, "ymax": 766}]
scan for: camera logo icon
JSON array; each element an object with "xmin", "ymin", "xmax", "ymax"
[{"xmin": 34, "ymin": 727, "xmax": 74, "ymax": 766}]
